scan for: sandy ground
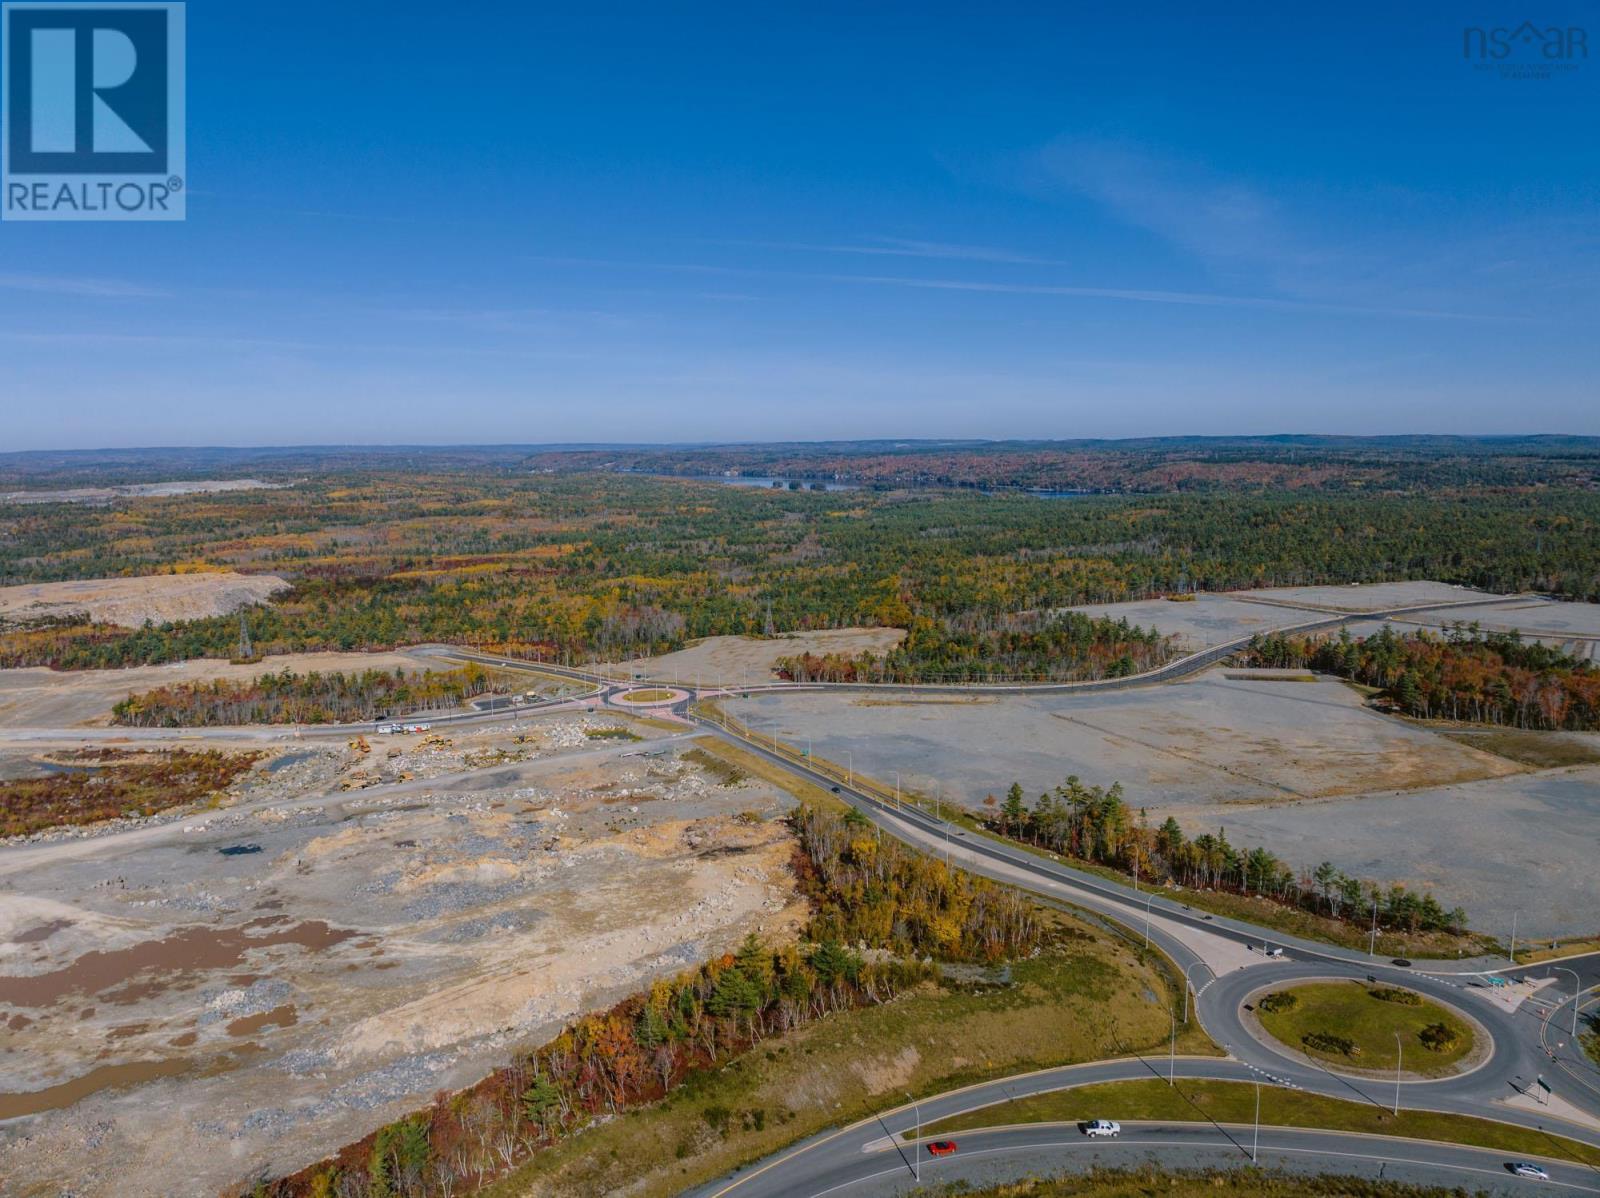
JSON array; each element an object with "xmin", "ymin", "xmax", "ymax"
[
  {"xmin": 1062, "ymin": 595, "xmax": 1328, "ymax": 649},
  {"xmin": 0, "ymin": 649, "xmax": 446, "ymax": 728},
  {"xmin": 722, "ymin": 670, "xmax": 1600, "ymax": 937},
  {"xmin": 1385, "ymin": 596, "xmax": 1600, "ymax": 663},
  {"xmin": 0, "ymin": 572, "xmax": 288, "ymax": 629},
  {"xmin": 1063, "ymin": 582, "xmax": 1508, "ymax": 652},
  {"xmin": 1194, "ymin": 765, "xmax": 1600, "ymax": 941},
  {"xmin": 1227, "ymin": 581, "xmax": 1499, "ymax": 611},
  {"xmin": 1, "ymin": 480, "xmax": 280, "ymax": 506},
  {"xmin": 598, "ymin": 627, "xmax": 905, "ymax": 685},
  {"xmin": 0, "ymin": 716, "xmax": 808, "ymax": 1197},
  {"xmin": 728, "ymin": 672, "xmax": 1519, "ymax": 812}
]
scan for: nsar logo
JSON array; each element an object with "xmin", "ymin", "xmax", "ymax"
[{"xmin": 2, "ymin": 2, "xmax": 185, "ymax": 221}]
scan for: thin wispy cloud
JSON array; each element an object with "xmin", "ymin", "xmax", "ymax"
[
  {"xmin": 826, "ymin": 273, "xmax": 1515, "ymax": 321},
  {"xmin": 527, "ymin": 254, "xmax": 1513, "ymax": 321},
  {"xmin": 722, "ymin": 236, "xmax": 1070, "ymax": 266},
  {"xmin": 0, "ymin": 272, "xmax": 167, "ymax": 298}
]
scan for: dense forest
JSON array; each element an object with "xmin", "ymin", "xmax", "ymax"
[
  {"xmin": 4, "ymin": 471, "xmax": 1600, "ymax": 679},
  {"xmin": 253, "ymin": 806, "xmax": 1040, "ymax": 1197},
  {"xmin": 1246, "ymin": 626, "xmax": 1600, "ymax": 730},
  {"xmin": 988, "ymin": 777, "xmax": 1466, "ymax": 936},
  {"xmin": 111, "ymin": 664, "xmax": 511, "ymax": 727}
]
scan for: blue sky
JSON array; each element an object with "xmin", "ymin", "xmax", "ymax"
[{"xmin": 2, "ymin": 1, "xmax": 1597, "ymax": 448}]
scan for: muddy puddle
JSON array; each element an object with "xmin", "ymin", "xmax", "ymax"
[
  {"xmin": 0, "ymin": 1057, "xmax": 193, "ymax": 1120},
  {"xmin": 0, "ymin": 920, "xmax": 356, "ymax": 1007}
]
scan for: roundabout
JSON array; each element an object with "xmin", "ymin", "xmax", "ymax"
[
  {"xmin": 611, "ymin": 686, "xmax": 690, "ymax": 707},
  {"xmin": 1246, "ymin": 978, "xmax": 1488, "ymax": 1080}
]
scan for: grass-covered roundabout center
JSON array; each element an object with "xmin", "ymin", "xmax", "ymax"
[{"xmin": 1249, "ymin": 978, "xmax": 1482, "ymax": 1077}]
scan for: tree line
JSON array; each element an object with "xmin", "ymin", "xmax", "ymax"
[
  {"xmin": 1245, "ymin": 625, "xmax": 1600, "ymax": 730},
  {"xmin": 988, "ymin": 776, "xmax": 1466, "ymax": 935},
  {"xmin": 111, "ymin": 663, "xmax": 512, "ymax": 726},
  {"xmin": 248, "ymin": 806, "xmax": 1043, "ymax": 1197},
  {"xmin": 777, "ymin": 611, "xmax": 1171, "ymax": 683}
]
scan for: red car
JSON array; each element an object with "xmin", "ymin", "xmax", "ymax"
[{"xmin": 927, "ymin": 1140, "xmax": 958, "ymax": 1157}]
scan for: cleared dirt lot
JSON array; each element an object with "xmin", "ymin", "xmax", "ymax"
[
  {"xmin": 728, "ymin": 672, "xmax": 1519, "ymax": 812},
  {"xmin": 1195, "ymin": 763, "xmax": 1600, "ymax": 941},
  {"xmin": 599, "ymin": 627, "xmax": 905, "ymax": 685},
  {"xmin": 1227, "ymin": 581, "xmax": 1498, "ymax": 611},
  {"xmin": 1063, "ymin": 595, "xmax": 1325, "ymax": 649},
  {"xmin": 1063, "ymin": 582, "xmax": 1507, "ymax": 652},
  {"xmin": 0, "ymin": 716, "xmax": 807, "ymax": 1197},
  {"xmin": 0, "ymin": 571, "xmax": 288, "ymax": 629},
  {"xmin": 0, "ymin": 649, "xmax": 445, "ymax": 728},
  {"xmin": 1, "ymin": 479, "xmax": 280, "ymax": 505},
  {"xmin": 722, "ymin": 672, "xmax": 1600, "ymax": 937},
  {"xmin": 1390, "ymin": 596, "xmax": 1600, "ymax": 663}
]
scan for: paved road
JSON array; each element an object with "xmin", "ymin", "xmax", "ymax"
[
  {"xmin": 649, "ymin": 708, "xmax": 1600, "ymax": 1195},
  {"xmin": 735, "ymin": 1120, "xmax": 1600, "ymax": 1198},
  {"xmin": 679, "ymin": 1056, "xmax": 1600, "ymax": 1198}
]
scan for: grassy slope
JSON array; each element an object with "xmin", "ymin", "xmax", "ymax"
[
  {"xmin": 921, "ymin": 1078, "xmax": 1600, "ymax": 1167},
  {"xmin": 480, "ymin": 915, "xmax": 1215, "ymax": 1198},
  {"xmin": 1254, "ymin": 981, "xmax": 1474, "ymax": 1075}
]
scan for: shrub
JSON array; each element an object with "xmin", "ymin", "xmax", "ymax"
[
  {"xmin": 1419, "ymin": 1022, "xmax": 1460, "ymax": 1052},
  {"xmin": 1368, "ymin": 987, "xmax": 1422, "ymax": 1005},
  {"xmin": 1303, "ymin": 1031, "xmax": 1358, "ymax": 1056},
  {"xmin": 1258, "ymin": 991, "xmax": 1299, "ymax": 1013}
]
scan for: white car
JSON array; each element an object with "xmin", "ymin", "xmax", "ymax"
[
  {"xmin": 1511, "ymin": 1162, "xmax": 1550, "ymax": 1180},
  {"xmin": 1083, "ymin": 1119, "xmax": 1121, "ymax": 1137}
]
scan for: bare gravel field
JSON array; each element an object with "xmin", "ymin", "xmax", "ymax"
[
  {"xmin": 599, "ymin": 627, "xmax": 905, "ymax": 685},
  {"xmin": 0, "ymin": 715, "xmax": 806, "ymax": 1197},
  {"xmin": 0, "ymin": 571, "xmax": 288, "ymax": 629}
]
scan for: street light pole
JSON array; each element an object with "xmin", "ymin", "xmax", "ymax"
[
  {"xmin": 1509, "ymin": 911, "xmax": 1519, "ymax": 965},
  {"xmin": 1393, "ymin": 1031, "xmax": 1402, "ymax": 1116},
  {"xmin": 1554, "ymin": 966, "xmax": 1582, "ymax": 1043},
  {"xmin": 1144, "ymin": 890, "xmax": 1154, "ymax": 948},
  {"xmin": 906, "ymin": 1094, "xmax": 920, "ymax": 1182},
  {"xmin": 1183, "ymin": 963, "xmax": 1207, "ymax": 1024},
  {"xmin": 1369, "ymin": 897, "xmax": 1378, "ymax": 960},
  {"xmin": 847, "ymin": 751, "xmax": 853, "ymax": 786},
  {"xmin": 1169, "ymin": 1006, "xmax": 1176, "ymax": 1083},
  {"xmin": 1252, "ymin": 1080, "xmax": 1260, "ymax": 1162}
]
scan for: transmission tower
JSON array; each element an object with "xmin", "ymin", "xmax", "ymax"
[{"xmin": 238, "ymin": 611, "xmax": 253, "ymax": 660}]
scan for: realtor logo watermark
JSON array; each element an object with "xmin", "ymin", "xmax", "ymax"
[
  {"xmin": 1463, "ymin": 21, "xmax": 1587, "ymax": 79},
  {"xmin": 2, "ymin": 2, "xmax": 184, "ymax": 220}
]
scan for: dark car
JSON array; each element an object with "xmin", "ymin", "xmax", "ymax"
[
  {"xmin": 831, "ymin": 786, "xmax": 841, "ymax": 793},
  {"xmin": 1391, "ymin": 958, "xmax": 1412, "ymax": 967},
  {"xmin": 927, "ymin": 1140, "xmax": 958, "ymax": 1157}
]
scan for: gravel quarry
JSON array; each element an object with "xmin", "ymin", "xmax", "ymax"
[{"xmin": 0, "ymin": 714, "xmax": 807, "ymax": 1196}]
